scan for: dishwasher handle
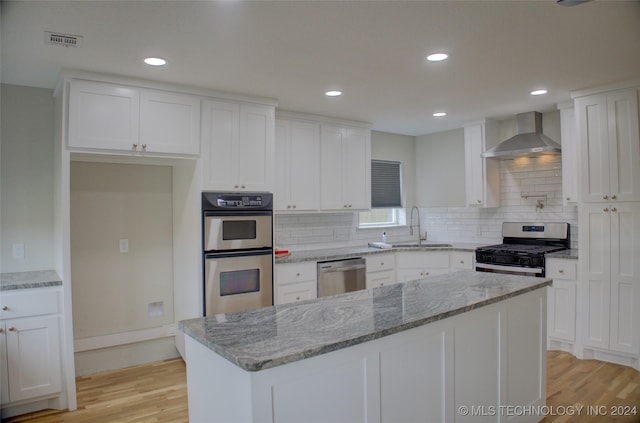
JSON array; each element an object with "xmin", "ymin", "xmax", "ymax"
[{"xmin": 319, "ymin": 263, "xmax": 366, "ymax": 273}]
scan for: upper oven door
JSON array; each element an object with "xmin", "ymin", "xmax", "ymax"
[{"xmin": 204, "ymin": 213, "xmax": 272, "ymax": 252}]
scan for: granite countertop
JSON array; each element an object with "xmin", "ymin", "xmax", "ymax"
[
  {"xmin": 275, "ymin": 241, "xmax": 484, "ymax": 264},
  {"xmin": 179, "ymin": 270, "xmax": 551, "ymax": 372},
  {"xmin": 0, "ymin": 270, "xmax": 62, "ymax": 291}
]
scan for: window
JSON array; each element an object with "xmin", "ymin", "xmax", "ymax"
[{"xmin": 359, "ymin": 160, "xmax": 404, "ymax": 228}]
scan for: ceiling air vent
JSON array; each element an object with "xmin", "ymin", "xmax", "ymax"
[{"xmin": 44, "ymin": 31, "xmax": 83, "ymax": 48}]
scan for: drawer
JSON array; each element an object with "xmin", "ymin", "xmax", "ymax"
[
  {"xmin": 366, "ymin": 269, "xmax": 397, "ymax": 289},
  {"xmin": 546, "ymin": 259, "xmax": 577, "ymax": 280},
  {"xmin": 0, "ymin": 288, "xmax": 60, "ymax": 319},
  {"xmin": 276, "ymin": 262, "xmax": 317, "ymax": 285},
  {"xmin": 450, "ymin": 251, "xmax": 474, "ymax": 270},
  {"xmin": 396, "ymin": 251, "xmax": 449, "ymax": 269},
  {"xmin": 276, "ymin": 280, "xmax": 317, "ymax": 305},
  {"xmin": 366, "ymin": 254, "xmax": 396, "ymax": 273}
]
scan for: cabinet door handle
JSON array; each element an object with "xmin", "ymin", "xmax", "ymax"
[
  {"xmin": 460, "ymin": 260, "xmax": 464, "ymax": 264},
  {"xmin": 292, "ymin": 205, "xmax": 296, "ymax": 209},
  {"xmin": 1, "ymin": 306, "xmax": 8, "ymax": 311},
  {"xmin": 0, "ymin": 328, "xmax": 3, "ymax": 334},
  {"xmin": 612, "ymin": 208, "xmax": 617, "ymax": 212},
  {"xmin": 295, "ymin": 296, "xmax": 300, "ymax": 301},
  {"xmin": 604, "ymin": 208, "xmax": 609, "ymax": 212},
  {"xmin": 559, "ymin": 269, "xmax": 564, "ymax": 274},
  {"xmin": 566, "ymin": 197, "xmax": 571, "ymax": 201},
  {"xmin": 612, "ymin": 195, "xmax": 617, "ymax": 200},
  {"xmin": 241, "ymin": 185, "xmax": 246, "ymax": 189},
  {"xmin": 603, "ymin": 195, "xmax": 609, "ymax": 200},
  {"xmin": 141, "ymin": 144, "xmax": 147, "ymax": 151},
  {"xmin": 380, "ymin": 262, "xmax": 384, "ymax": 266},
  {"xmin": 287, "ymin": 205, "xmax": 291, "ymax": 209},
  {"xmin": 477, "ymin": 200, "xmax": 482, "ymax": 203},
  {"xmin": 8, "ymin": 327, "xmax": 16, "ymax": 332},
  {"xmin": 132, "ymin": 143, "xmax": 138, "ymax": 151}
]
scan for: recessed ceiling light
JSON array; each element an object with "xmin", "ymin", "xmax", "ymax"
[
  {"xmin": 433, "ymin": 112, "xmax": 447, "ymax": 117},
  {"xmin": 325, "ymin": 90, "xmax": 343, "ymax": 97},
  {"xmin": 144, "ymin": 57, "xmax": 167, "ymax": 66},
  {"xmin": 530, "ymin": 89, "xmax": 548, "ymax": 96},
  {"xmin": 426, "ymin": 53, "xmax": 448, "ymax": 62}
]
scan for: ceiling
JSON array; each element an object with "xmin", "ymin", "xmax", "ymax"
[{"xmin": 2, "ymin": 0, "xmax": 639, "ymax": 136}]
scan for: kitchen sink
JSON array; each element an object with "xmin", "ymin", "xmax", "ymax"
[{"xmin": 391, "ymin": 243, "xmax": 452, "ymax": 248}]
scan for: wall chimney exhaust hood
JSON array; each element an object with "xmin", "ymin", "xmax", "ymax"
[{"xmin": 481, "ymin": 112, "xmax": 561, "ymax": 159}]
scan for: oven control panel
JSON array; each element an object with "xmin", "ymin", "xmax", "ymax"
[{"xmin": 202, "ymin": 192, "xmax": 273, "ymax": 211}]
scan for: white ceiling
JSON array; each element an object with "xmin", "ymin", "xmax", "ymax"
[{"xmin": 2, "ymin": 0, "xmax": 639, "ymax": 136}]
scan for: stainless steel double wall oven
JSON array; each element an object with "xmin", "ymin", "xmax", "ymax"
[{"xmin": 202, "ymin": 192, "xmax": 273, "ymax": 316}]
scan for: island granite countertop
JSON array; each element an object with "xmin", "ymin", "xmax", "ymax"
[
  {"xmin": 179, "ymin": 270, "xmax": 551, "ymax": 372},
  {"xmin": 1, "ymin": 270, "xmax": 62, "ymax": 291}
]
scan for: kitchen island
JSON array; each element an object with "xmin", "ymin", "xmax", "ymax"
[{"xmin": 179, "ymin": 270, "xmax": 550, "ymax": 423}]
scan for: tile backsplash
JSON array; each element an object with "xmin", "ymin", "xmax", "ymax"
[{"xmin": 275, "ymin": 155, "xmax": 579, "ymax": 250}]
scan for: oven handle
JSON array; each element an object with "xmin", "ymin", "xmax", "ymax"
[{"xmin": 475, "ymin": 263, "xmax": 543, "ymax": 274}]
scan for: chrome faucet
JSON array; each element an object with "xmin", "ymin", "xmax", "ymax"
[{"xmin": 409, "ymin": 206, "xmax": 426, "ymax": 245}]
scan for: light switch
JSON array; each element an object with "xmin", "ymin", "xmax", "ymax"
[
  {"xmin": 119, "ymin": 239, "xmax": 129, "ymax": 253},
  {"xmin": 12, "ymin": 243, "xmax": 25, "ymax": 259}
]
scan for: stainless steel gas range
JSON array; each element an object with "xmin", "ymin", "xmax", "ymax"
[{"xmin": 475, "ymin": 222, "xmax": 570, "ymax": 277}]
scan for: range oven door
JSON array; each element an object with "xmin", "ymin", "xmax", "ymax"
[
  {"xmin": 204, "ymin": 249, "xmax": 273, "ymax": 315},
  {"xmin": 204, "ymin": 213, "xmax": 272, "ymax": 252},
  {"xmin": 476, "ymin": 262, "xmax": 544, "ymax": 277}
]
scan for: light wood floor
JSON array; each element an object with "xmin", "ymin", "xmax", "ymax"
[{"xmin": 4, "ymin": 351, "xmax": 639, "ymax": 422}]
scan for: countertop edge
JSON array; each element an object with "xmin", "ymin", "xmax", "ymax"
[{"xmin": 0, "ymin": 270, "xmax": 63, "ymax": 291}]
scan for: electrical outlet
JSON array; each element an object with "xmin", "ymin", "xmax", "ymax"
[
  {"xmin": 12, "ymin": 243, "xmax": 25, "ymax": 259},
  {"xmin": 119, "ymin": 239, "xmax": 129, "ymax": 253},
  {"xmin": 148, "ymin": 301, "xmax": 164, "ymax": 317}
]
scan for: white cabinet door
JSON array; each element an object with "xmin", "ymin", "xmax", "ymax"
[
  {"xmin": 449, "ymin": 251, "xmax": 475, "ymax": 271},
  {"xmin": 609, "ymin": 202, "xmax": 640, "ymax": 355},
  {"xmin": 576, "ymin": 88, "xmax": 640, "ymax": 203},
  {"xmin": 558, "ymin": 103, "xmax": 579, "ymax": 204},
  {"xmin": 275, "ymin": 262, "xmax": 318, "ymax": 305},
  {"xmin": 320, "ymin": 125, "xmax": 371, "ymax": 210},
  {"xmin": 274, "ymin": 119, "xmax": 320, "ymax": 211},
  {"xmin": 0, "ymin": 325, "xmax": 8, "ymax": 404},
  {"xmin": 546, "ymin": 259, "xmax": 577, "ymax": 342},
  {"xmin": 139, "ymin": 89, "xmax": 200, "ymax": 155},
  {"xmin": 202, "ymin": 100, "xmax": 274, "ymax": 192},
  {"xmin": 68, "ymin": 80, "xmax": 140, "ymax": 151},
  {"xmin": 3, "ymin": 315, "xmax": 62, "ymax": 402},
  {"xmin": 464, "ymin": 120, "xmax": 500, "ymax": 207},
  {"xmin": 581, "ymin": 202, "xmax": 640, "ymax": 355}
]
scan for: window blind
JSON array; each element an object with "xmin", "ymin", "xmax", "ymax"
[{"xmin": 371, "ymin": 160, "xmax": 402, "ymax": 208}]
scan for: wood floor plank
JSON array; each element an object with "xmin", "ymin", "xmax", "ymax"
[{"xmin": 3, "ymin": 352, "xmax": 638, "ymax": 422}]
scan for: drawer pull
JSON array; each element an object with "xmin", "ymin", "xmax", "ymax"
[
  {"xmin": 559, "ymin": 269, "xmax": 564, "ymax": 274},
  {"xmin": 1, "ymin": 306, "xmax": 8, "ymax": 311},
  {"xmin": 9, "ymin": 327, "xmax": 16, "ymax": 332}
]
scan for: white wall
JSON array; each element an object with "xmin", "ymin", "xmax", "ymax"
[
  {"xmin": 0, "ymin": 84, "xmax": 55, "ymax": 272},
  {"xmin": 415, "ymin": 128, "xmax": 465, "ymax": 207}
]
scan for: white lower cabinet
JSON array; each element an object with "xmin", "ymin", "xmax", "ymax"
[
  {"xmin": 396, "ymin": 251, "xmax": 450, "ymax": 283},
  {"xmin": 0, "ymin": 288, "xmax": 62, "ymax": 409},
  {"xmin": 581, "ymin": 203, "xmax": 640, "ymax": 364},
  {"xmin": 449, "ymin": 251, "xmax": 475, "ymax": 271},
  {"xmin": 546, "ymin": 258, "xmax": 577, "ymax": 345},
  {"xmin": 365, "ymin": 254, "xmax": 396, "ymax": 288},
  {"xmin": 275, "ymin": 262, "xmax": 317, "ymax": 305}
]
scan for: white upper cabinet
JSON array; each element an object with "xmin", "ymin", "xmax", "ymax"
[
  {"xmin": 274, "ymin": 119, "xmax": 320, "ymax": 211},
  {"xmin": 464, "ymin": 119, "xmax": 500, "ymax": 208},
  {"xmin": 575, "ymin": 88, "xmax": 640, "ymax": 203},
  {"xmin": 139, "ymin": 89, "xmax": 200, "ymax": 155},
  {"xmin": 201, "ymin": 100, "xmax": 275, "ymax": 192},
  {"xmin": 68, "ymin": 79, "xmax": 201, "ymax": 155},
  {"xmin": 69, "ymin": 80, "xmax": 140, "ymax": 151},
  {"xmin": 320, "ymin": 124, "xmax": 371, "ymax": 210},
  {"xmin": 558, "ymin": 102, "xmax": 579, "ymax": 204}
]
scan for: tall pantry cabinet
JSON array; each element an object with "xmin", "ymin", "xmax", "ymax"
[{"xmin": 575, "ymin": 85, "xmax": 640, "ymax": 369}]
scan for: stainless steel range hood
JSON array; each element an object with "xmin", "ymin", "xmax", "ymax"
[{"xmin": 481, "ymin": 112, "xmax": 561, "ymax": 159}]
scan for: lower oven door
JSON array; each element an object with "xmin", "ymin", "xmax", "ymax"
[
  {"xmin": 204, "ymin": 249, "xmax": 273, "ymax": 315},
  {"xmin": 475, "ymin": 262, "xmax": 543, "ymax": 277}
]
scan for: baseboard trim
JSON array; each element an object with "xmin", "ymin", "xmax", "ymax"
[{"xmin": 74, "ymin": 323, "xmax": 176, "ymax": 352}]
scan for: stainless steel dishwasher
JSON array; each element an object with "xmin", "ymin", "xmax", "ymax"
[{"xmin": 317, "ymin": 257, "xmax": 366, "ymax": 297}]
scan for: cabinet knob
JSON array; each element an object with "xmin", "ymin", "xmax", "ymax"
[
  {"xmin": 566, "ymin": 197, "xmax": 571, "ymax": 201},
  {"xmin": 292, "ymin": 205, "xmax": 296, "ymax": 209},
  {"xmin": 477, "ymin": 200, "xmax": 482, "ymax": 203},
  {"xmin": 234, "ymin": 185, "xmax": 239, "ymax": 189},
  {"xmin": 142, "ymin": 144, "xmax": 147, "ymax": 151},
  {"xmin": 296, "ymin": 273, "xmax": 300, "ymax": 277},
  {"xmin": 287, "ymin": 205, "xmax": 291, "ymax": 209},
  {"xmin": 559, "ymin": 269, "xmax": 564, "ymax": 273},
  {"xmin": 425, "ymin": 272, "xmax": 429, "ymax": 276},
  {"xmin": 612, "ymin": 208, "xmax": 617, "ymax": 212},
  {"xmin": 460, "ymin": 260, "xmax": 464, "ymax": 264},
  {"xmin": 2, "ymin": 306, "xmax": 8, "ymax": 311},
  {"xmin": 603, "ymin": 195, "xmax": 609, "ymax": 200},
  {"xmin": 344, "ymin": 205, "xmax": 348, "ymax": 208},
  {"xmin": 241, "ymin": 185, "xmax": 246, "ymax": 189},
  {"xmin": 132, "ymin": 143, "xmax": 138, "ymax": 151},
  {"xmin": 380, "ymin": 283, "xmax": 384, "ymax": 287},
  {"xmin": 604, "ymin": 208, "xmax": 609, "ymax": 212},
  {"xmin": 8, "ymin": 327, "xmax": 16, "ymax": 332},
  {"xmin": 296, "ymin": 296, "xmax": 300, "ymax": 301},
  {"xmin": 612, "ymin": 195, "xmax": 617, "ymax": 200},
  {"xmin": 348, "ymin": 204, "xmax": 352, "ymax": 208},
  {"xmin": 0, "ymin": 328, "xmax": 3, "ymax": 334},
  {"xmin": 381, "ymin": 262, "xmax": 384, "ymax": 266}
]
